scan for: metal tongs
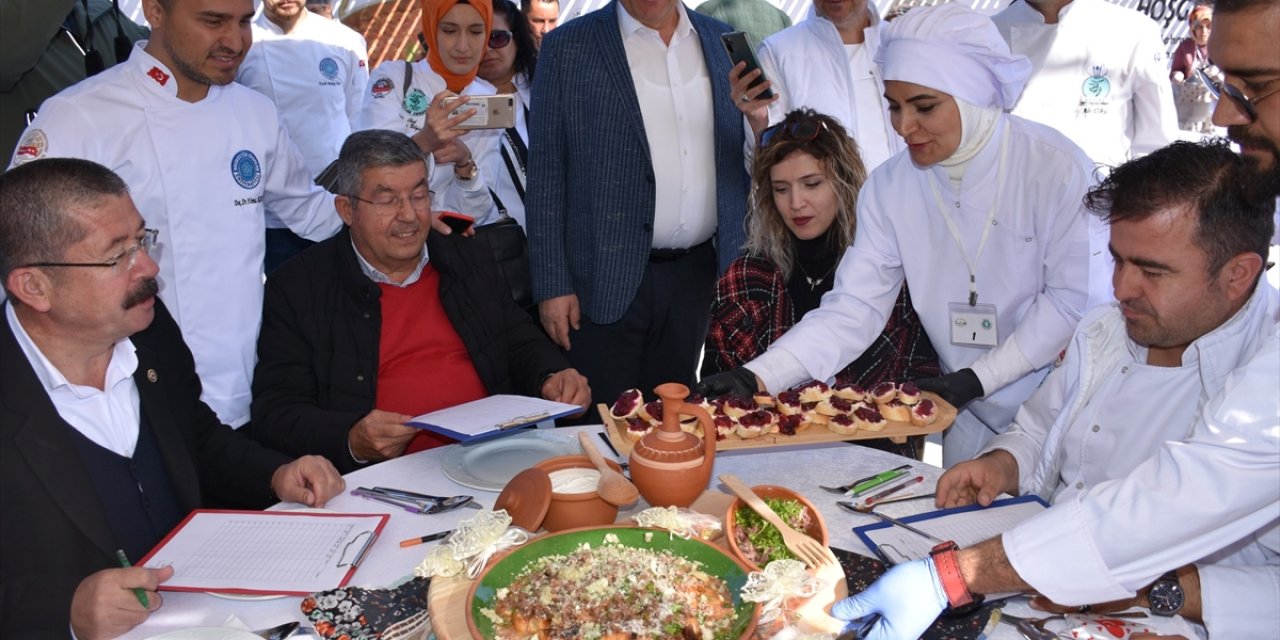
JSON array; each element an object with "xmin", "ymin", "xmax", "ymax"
[{"xmin": 350, "ymin": 486, "xmax": 476, "ymax": 514}]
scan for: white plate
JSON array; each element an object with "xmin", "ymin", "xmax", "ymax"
[
  {"xmin": 441, "ymin": 431, "xmax": 576, "ymax": 491},
  {"xmin": 145, "ymin": 628, "xmax": 261, "ymax": 640}
]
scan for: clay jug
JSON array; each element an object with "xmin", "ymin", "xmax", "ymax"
[{"xmin": 628, "ymin": 383, "xmax": 716, "ymax": 508}]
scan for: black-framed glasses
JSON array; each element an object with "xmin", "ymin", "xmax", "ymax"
[
  {"xmin": 759, "ymin": 118, "xmax": 830, "ymax": 148},
  {"xmin": 21, "ymin": 228, "xmax": 158, "ymax": 273},
  {"xmin": 1198, "ymin": 67, "xmax": 1280, "ymax": 123},
  {"xmin": 488, "ymin": 29, "xmax": 513, "ymax": 49},
  {"xmin": 346, "ymin": 190, "xmax": 433, "ymax": 214}
]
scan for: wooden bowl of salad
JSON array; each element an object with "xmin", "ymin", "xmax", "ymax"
[{"xmin": 723, "ymin": 484, "xmax": 829, "ymax": 572}]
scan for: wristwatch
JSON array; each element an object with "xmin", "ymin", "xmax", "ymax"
[
  {"xmin": 930, "ymin": 541, "xmax": 975, "ymax": 608},
  {"xmin": 454, "ymin": 157, "xmax": 477, "ymax": 181},
  {"xmin": 1148, "ymin": 570, "xmax": 1185, "ymax": 616}
]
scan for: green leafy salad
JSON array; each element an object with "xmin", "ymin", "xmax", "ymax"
[{"xmin": 733, "ymin": 498, "xmax": 813, "ymax": 566}]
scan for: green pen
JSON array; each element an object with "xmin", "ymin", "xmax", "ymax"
[
  {"xmin": 850, "ymin": 467, "xmax": 911, "ymax": 496},
  {"xmin": 114, "ymin": 549, "xmax": 150, "ymax": 608}
]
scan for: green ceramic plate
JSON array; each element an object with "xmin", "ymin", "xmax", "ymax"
[{"xmin": 466, "ymin": 526, "xmax": 759, "ymax": 639}]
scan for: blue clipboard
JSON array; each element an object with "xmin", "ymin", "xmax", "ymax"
[{"xmin": 853, "ymin": 494, "xmax": 1050, "ymax": 565}]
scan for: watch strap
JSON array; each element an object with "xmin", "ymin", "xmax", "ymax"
[
  {"xmin": 930, "ymin": 541, "xmax": 974, "ymax": 608},
  {"xmin": 1149, "ymin": 570, "xmax": 1183, "ymax": 617}
]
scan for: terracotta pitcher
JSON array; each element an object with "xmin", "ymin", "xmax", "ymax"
[{"xmin": 628, "ymin": 383, "xmax": 716, "ymax": 508}]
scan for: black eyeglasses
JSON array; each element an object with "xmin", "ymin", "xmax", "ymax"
[
  {"xmin": 759, "ymin": 118, "xmax": 830, "ymax": 148},
  {"xmin": 1198, "ymin": 67, "xmax": 1280, "ymax": 123},
  {"xmin": 346, "ymin": 190, "xmax": 433, "ymax": 214},
  {"xmin": 21, "ymin": 228, "xmax": 159, "ymax": 273},
  {"xmin": 488, "ymin": 29, "xmax": 513, "ymax": 49}
]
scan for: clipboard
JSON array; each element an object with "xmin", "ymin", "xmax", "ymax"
[
  {"xmin": 138, "ymin": 509, "xmax": 389, "ymax": 596},
  {"xmin": 407, "ymin": 394, "xmax": 582, "ymax": 442},
  {"xmin": 852, "ymin": 495, "xmax": 1049, "ymax": 565}
]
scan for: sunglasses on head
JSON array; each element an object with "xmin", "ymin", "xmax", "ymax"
[
  {"xmin": 488, "ymin": 29, "xmax": 513, "ymax": 49},
  {"xmin": 759, "ymin": 117, "xmax": 829, "ymax": 148}
]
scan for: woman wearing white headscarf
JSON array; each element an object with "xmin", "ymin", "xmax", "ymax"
[{"xmin": 697, "ymin": 3, "xmax": 1096, "ymax": 466}]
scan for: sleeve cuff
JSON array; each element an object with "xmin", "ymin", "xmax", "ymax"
[
  {"xmin": 969, "ymin": 333, "xmax": 1034, "ymax": 396},
  {"xmin": 1198, "ymin": 563, "xmax": 1280, "ymax": 638},
  {"xmin": 746, "ymin": 348, "xmax": 813, "ymax": 394},
  {"xmin": 1003, "ymin": 498, "xmax": 1133, "ymax": 605}
]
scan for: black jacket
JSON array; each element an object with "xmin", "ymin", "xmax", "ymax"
[
  {"xmin": 250, "ymin": 228, "xmax": 572, "ymax": 473},
  {"xmin": 0, "ymin": 300, "xmax": 288, "ymax": 637}
]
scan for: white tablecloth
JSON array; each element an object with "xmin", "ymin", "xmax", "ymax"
[{"xmin": 122, "ymin": 425, "xmax": 1195, "ymax": 639}]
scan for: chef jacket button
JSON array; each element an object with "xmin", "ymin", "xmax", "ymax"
[
  {"xmin": 1025, "ymin": 237, "xmax": 1033, "ymax": 243},
  {"xmin": 363, "ymin": 312, "xmax": 370, "ymax": 319},
  {"xmin": 1092, "ymin": 424, "xmax": 1100, "ymax": 433},
  {"xmin": 356, "ymin": 374, "xmax": 365, "ymax": 382},
  {"xmin": 1121, "ymin": 366, "xmax": 1129, "ymax": 374},
  {"xmin": 1075, "ymin": 481, "xmax": 1084, "ymax": 490}
]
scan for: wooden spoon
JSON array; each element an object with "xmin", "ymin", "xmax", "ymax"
[{"xmin": 578, "ymin": 432, "xmax": 639, "ymax": 506}]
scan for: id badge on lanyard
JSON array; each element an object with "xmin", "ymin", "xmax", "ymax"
[{"xmin": 949, "ymin": 302, "xmax": 999, "ymax": 347}]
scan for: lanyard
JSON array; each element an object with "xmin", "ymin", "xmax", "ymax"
[{"xmin": 927, "ymin": 126, "xmax": 1010, "ymax": 306}]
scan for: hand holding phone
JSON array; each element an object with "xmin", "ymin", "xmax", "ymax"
[
  {"xmin": 442, "ymin": 94, "xmax": 517, "ymax": 130},
  {"xmin": 720, "ymin": 32, "xmax": 774, "ymax": 100},
  {"xmin": 438, "ymin": 211, "xmax": 475, "ymax": 234}
]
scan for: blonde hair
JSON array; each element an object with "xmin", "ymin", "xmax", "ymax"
[{"xmin": 744, "ymin": 110, "xmax": 868, "ymax": 279}]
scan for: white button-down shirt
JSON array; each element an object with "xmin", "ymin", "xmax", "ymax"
[
  {"xmin": 617, "ymin": 2, "xmax": 717, "ymax": 250},
  {"xmin": 6, "ymin": 302, "xmax": 140, "ymax": 457}
]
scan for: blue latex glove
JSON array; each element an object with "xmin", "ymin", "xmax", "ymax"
[{"xmin": 830, "ymin": 557, "xmax": 948, "ymax": 640}]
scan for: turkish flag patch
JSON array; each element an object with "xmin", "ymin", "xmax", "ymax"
[{"xmin": 147, "ymin": 66, "xmax": 170, "ymax": 86}]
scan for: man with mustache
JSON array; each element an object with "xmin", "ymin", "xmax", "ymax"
[
  {"xmin": 0, "ymin": 157, "xmax": 345, "ymax": 638},
  {"xmin": 9, "ymin": 0, "xmax": 342, "ymax": 435}
]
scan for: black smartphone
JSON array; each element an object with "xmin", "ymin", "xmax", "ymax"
[
  {"xmin": 439, "ymin": 211, "xmax": 475, "ymax": 234},
  {"xmin": 719, "ymin": 31, "xmax": 774, "ymax": 100}
]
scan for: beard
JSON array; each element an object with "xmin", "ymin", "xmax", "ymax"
[
  {"xmin": 162, "ymin": 38, "xmax": 237, "ymax": 88},
  {"xmin": 123, "ymin": 277, "xmax": 159, "ymax": 310},
  {"xmin": 1228, "ymin": 125, "xmax": 1280, "ymax": 201}
]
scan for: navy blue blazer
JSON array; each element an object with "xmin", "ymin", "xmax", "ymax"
[{"xmin": 526, "ymin": 1, "xmax": 749, "ymax": 325}]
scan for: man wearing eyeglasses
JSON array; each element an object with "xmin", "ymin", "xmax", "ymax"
[
  {"xmin": 1210, "ymin": 0, "xmax": 1280, "ymax": 204},
  {"xmin": 0, "ymin": 157, "xmax": 345, "ymax": 638},
  {"xmin": 9, "ymin": 0, "xmax": 344, "ymax": 437},
  {"xmin": 248, "ymin": 130, "xmax": 589, "ymax": 472},
  {"xmin": 236, "ymin": 0, "xmax": 370, "ymax": 273}
]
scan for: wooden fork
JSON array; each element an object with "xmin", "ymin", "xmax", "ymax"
[{"xmin": 720, "ymin": 474, "xmax": 835, "ymax": 569}]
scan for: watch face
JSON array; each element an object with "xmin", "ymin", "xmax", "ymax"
[{"xmin": 1149, "ymin": 579, "xmax": 1185, "ymax": 615}]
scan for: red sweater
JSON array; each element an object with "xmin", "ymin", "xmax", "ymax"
[{"xmin": 376, "ymin": 265, "xmax": 487, "ymax": 453}]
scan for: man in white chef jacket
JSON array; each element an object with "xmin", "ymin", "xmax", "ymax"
[
  {"xmin": 9, "ymin": 0, "xmax": 343, "ymax": 429},
  {"xmin": 993, "ymin": 0, "xmax": 1179, "ymax": 308},
  {"xmin": 236, "ymin": 0, "xmax": 368, "ymax": 272},
  {"xmin": 734, "ymin": 0, "xmax": 902, "ymax": 172}
]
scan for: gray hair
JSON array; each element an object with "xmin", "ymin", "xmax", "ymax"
[
  {"xmin": 333, "ymin": 130, "xmax": 429, "ymax": 197},
  {"xmin": 0, "ymin": 158, "xmax": 129, "ymax": 295}
]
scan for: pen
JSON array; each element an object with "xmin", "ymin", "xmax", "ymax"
[
  {"xmin": 114, "ymin": 549, "xmax": 149, "ymax": 609},
  {"xmin": 863, "ymin": 475, "xmax": 925, "ymax": 506},
  {"xmin": 399, "ymin": 530, "xmax": 454, "ymax": 547},
  {"xmin": 851, "ymin": 468, "xmax": 910, "ymax": 496}
]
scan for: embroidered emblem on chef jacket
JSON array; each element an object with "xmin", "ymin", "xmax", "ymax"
[
  {"xmin": 371, "ymin": 77, "xmax": 394, "ymax": 98},
  {"xmin": 319, "ymin": 57, "xmax": 339, "ymax": 80},
  {"xmin": 403, "ymin": 89, "xmax": 428, "ymax": 116},
  {"xmin": 147, "ymin": 66, "xmax": 170, "ymax": 86},
  {"xmin": 1082, "ymin": 65, "xmax": 1111, "ymax": 99},
  {"xmin": 12, "ymin": 129, "xmax": 47, "ymax": 165},
  {"xmin": 230, "ymin": 150, "xmax": 262, "ymax": 190}
]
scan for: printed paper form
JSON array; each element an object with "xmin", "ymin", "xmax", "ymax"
[
  {"xmin": 854, "ymin": 496, "xmax": 1047, "ymax": 565},
  {"xmin": 139, "ymin": 511, "xmax": 388, "ymax": 595},
  {"xmin": 408, "ymin": 394, "xmax": 581, "ymax": 438}
]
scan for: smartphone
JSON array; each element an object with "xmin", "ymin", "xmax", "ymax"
[
  {"xmin": 719, "ymin": 31, "xmax": 774, "ymax": 100},
  {"xmin": 443, "ymin": 94, "xmax": 516, "ymax": 130},
  {"xmin": 439, "ymin": 211, "xmax": 475, "ymax": 234}
]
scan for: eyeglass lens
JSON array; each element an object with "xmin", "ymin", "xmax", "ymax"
[
  {"xmin": 1199, "ymin": 68, "xmax": 1258, "ymax": 121},
  {"xmin": 489, "ymin": 30, "xmax": 512, "ymax": 49},
  {"xmin": 760, "ymin": 119, "xmax": 823, "ymax": 148}
]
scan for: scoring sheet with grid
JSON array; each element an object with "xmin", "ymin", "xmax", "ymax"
[
  {"xmin": 139, "ymin": 510, "xmax": 388, "ymax": 595},
  {"xmin": 853, "ymin": 496, "xmax": 1048, "ymax": 564}
]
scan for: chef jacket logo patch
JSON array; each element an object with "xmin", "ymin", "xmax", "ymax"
[
  {"xmin": 12, "ymin": 129, "xmax": 47, "ymax": 165},
  {"xmin": 371, "ymin": 77, "xmax": 394, "ymax": 99},
  {"xmin": 147, "ymin": 66, "xmax": 170, "ymax": 86},
  {"xmin": 319, "ymin": 57, "xmax": 339, "ymax": 80},
  {"xmin": 230, "ymin": 150, "xmax": 262, "ymax": 190},
  {"xmin": 1082, "ymin": 65, "xmax": 1111, "ymax": 99},
  {"xmin": 403, "ymin": 89, "xmax": 428, "ymax": 116}
]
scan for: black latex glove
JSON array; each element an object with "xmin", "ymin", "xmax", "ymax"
[
  {"xmin": 913, "ymin": 368, "xmax": 985, "ymax": 409},
  {"xmin": 694, "ymin": 367, "xmax": 760, "ymax": 399}
]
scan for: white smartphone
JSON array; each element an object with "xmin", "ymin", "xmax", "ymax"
[{"xmin": 443, "ymin": 94, "xmax": 517, "ymax": 130}]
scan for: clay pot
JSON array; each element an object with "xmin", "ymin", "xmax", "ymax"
[
  {"xmin": 723, "ymin": 484, "xmax": 829, "ymax": 572},
  {"xmin": 628, "ymin": 383, "xmax": 716, "ymax": 508},
  {"xmin": 532, "ymin": 455, "xmax": 622, "ymax": 532}
]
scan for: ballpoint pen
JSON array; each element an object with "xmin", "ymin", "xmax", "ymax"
[
  {"xmin": 115, "ymin": 549, "xmax": 149, "ymax": 608},
  {"xmin": 399, "ymin": 530, "xmax": 454, "ymax": 547},
  {"xmin": 850, "ymin": 468, "xmax": 910, "ymax": 496},
  {"xmin": 863, "ymin": 475, "xmax": 926, "ymax": 506}
]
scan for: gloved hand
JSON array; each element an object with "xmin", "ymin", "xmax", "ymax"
[
  {"xmin": 913, "ymin": 369, "xmax": 985, "ymax": 409},
  {"xmin": 830, "ymin": 557, "xmax": 948, "ymax": 640},
  {"xmin": 693, "ymin": 367, "xmax": 760, "ymax": 399}
]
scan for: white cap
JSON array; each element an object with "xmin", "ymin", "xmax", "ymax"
[{"xmin": 875, "ymin": 3, "xmax": 1031, "ymax": 110}]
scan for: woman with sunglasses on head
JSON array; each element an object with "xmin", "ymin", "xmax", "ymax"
[
  {"xmin": 703, "ymin": 109, "xmax": 939, "ymax": 456},
  {"xmin": 356, "ymin": 0, "xmax": 495, "ymax": 223},
  {"xmin": 698, "ymin": 4, "xmax": 1096, "ymax": 466}
]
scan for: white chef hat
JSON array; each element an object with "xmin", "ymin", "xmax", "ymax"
[{"xmin": 875, "ymin": 3, "xmax": 1031, "ymax": 110}]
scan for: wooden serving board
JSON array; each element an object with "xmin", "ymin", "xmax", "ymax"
[
  {"xmin": 598, "ymin": 391, "xmax": 957, "ymax": 456},
  {"xmin": 427, "ymin": 491, "xmax": 847, "ymax": 639}
]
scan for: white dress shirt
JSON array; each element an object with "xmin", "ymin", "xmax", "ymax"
[
  {"xmin": 618, "ymin": 2, "xmax": 717, "ymax": 250},
  {"xmin": 6, "ymin": 302, "xmax": 140, "ymax": 457}
]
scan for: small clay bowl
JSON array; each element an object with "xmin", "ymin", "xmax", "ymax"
[
  {"xmin": 723, "ymin": 484, "xmax": 829, "ymax": 572},
  {"xmin": 532, "ymin": 455, "xmax": 624, "ymax": 532}
]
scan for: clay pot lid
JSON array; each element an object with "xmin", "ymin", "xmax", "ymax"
[{"xmin": 494, "ymin": 467, "xmax": 552, "ymax": 531}]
